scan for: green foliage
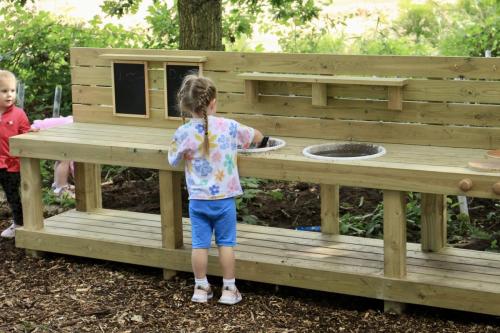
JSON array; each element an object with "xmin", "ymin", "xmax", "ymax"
[
  {"xmin": 101, "ymin": 0, "xmax": 140, "ymax": 18},
  {"xmin": 396, "ymin": 0, "xmax": 443, "ymax": 43},
  {"xmin": 143, "ymin": 1, "xmax": 179, "ymax": 49},
  {"xmin": 439, "ymin": 0, "xmax": 500, "ymax": 56},
  {"xmin": 0, "ymin": 3, "xmax": 143, "ymax": 120}
]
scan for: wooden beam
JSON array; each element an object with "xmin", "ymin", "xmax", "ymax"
[
  {"xmin": 421, "ymin": 193, "xmax": 447, "ymax": 252},
  {"xmin": 20, "ymin": 158, "xmax": 44, "ymax": 231},
  {"xmin": 244, "ymin": 80, "xmax": 258, "ymax": 103},
  {"xmin": 383, "ymin": 190, "xmax": 407, "ymax": 278},
  {"xmin": 383, "ymin": 189, "xmax": 407, "ymax": 313},
  {"xmin": 388, "ymin": 86, "xmax": 403, "ymax": 111},
  {"xmin": 74, "ymin": 163, "xmax": 102, "ymax": 212},
  {"xmin": 311, "ymin": 83, "xmax": 328, "ymax": 107},
  {"xmin": 159, "ymin": 170, "xmax": 183, "ymax": 279},
  {"xmin": 320, "ymin": 184, "xmax": 340, "ymax": 234},
  {"xmin": 100, "ymin": 54, "xmax": 207, "ymax": 63}
]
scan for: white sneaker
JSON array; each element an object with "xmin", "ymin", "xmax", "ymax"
[
  {"xmin": 218, "ymin": 286, "xmax": 242, "ymax": 305},
  {"xmin": 191, "ymin": 284, "xmax": 213, "ymax": 303},
  {"xmin": 1, "ymin": 223, "xmax": 21, "ymax": 239}
]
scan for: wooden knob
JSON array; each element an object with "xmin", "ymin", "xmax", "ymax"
[
  {"xmin": 458, "ymin": 178, "xmax": 473, "ymax": 192},
  {"xmin": 493, "ymin": 182, "xmax": 500, "ymax": 195}
]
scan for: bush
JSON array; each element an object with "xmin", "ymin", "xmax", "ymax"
[{"xmin": 0, "ymin": 3, "xmax": 144, "ymax": 121}]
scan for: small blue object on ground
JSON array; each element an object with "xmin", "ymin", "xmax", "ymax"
[{"xmin": 295, "ymin": 226, "xmax": 321, "ymax": 232}]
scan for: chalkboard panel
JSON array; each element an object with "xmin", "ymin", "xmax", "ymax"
[
  {"xmin": 112, "ymin": 62, "xmax": 149, "ymax": 117},
  {"xmin": 165, "ymin": 64, "xmax": 200, "ymax": 117}
]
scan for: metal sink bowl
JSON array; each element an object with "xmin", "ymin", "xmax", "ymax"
[
  {"xmin": 238, "ymin": 137, "xmax": 286, "ymax": 153},
  {"xmin": 303, "ymin": 142, "xmax": 386, "ymax": 161}
]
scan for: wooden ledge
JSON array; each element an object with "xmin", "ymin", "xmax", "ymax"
[
  {"xmin": 100, "ymin": 54, "xmax": 207, "ymax": 63},
  {"xmin": 239, "ymin": 72, "xmax": 407, "ymax": 110},
  {"xmin": 238, "ymin": 72, "xmax": 408, "ymax": 86}
]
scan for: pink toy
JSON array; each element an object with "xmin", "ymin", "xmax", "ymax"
[{"xmin": 31, "ymin": 115, "xmax": 73, "ymax": 130}]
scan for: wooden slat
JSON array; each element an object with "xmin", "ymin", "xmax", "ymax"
[
  {"xmin": 100, "ymin": 54, "xmax": 207, "ymax": 63},
  {"xmin": 71, "ymin": 48, "xmax": 500, "ymax": 80}
]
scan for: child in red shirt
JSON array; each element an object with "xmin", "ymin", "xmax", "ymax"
[{"xmin": 0, "ymin": 70, "xmax": 31, "ymax": 238}]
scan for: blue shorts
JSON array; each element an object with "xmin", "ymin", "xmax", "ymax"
[{"xmin": 189, "ymin": 198, "xmax": 237, "ymax": 248}]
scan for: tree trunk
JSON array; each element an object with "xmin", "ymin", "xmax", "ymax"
[{"xmin": 178, "ymin": 0, "xmax": 223, "ymax": 51}]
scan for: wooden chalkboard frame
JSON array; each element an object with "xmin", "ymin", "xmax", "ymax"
[
  {"xmin": 164, "ymin": 62, "xmax": 203, "ymax": 119},
  {"xmin": 111, "ymin": 60, "xmax": 150, "ymax": 118}
]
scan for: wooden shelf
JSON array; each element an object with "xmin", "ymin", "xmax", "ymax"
[
  {"xmin": 238, "ymin": 72, "xmax": 408, "ymax": 110},
  {"xmin": 100, "ymin": 54, "xmax": 207, "ymax": 63}
]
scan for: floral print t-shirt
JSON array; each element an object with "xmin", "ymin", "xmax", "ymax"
[{"xmin": 168, "ymin": 116, "xmax": 255, "ymax": 200}]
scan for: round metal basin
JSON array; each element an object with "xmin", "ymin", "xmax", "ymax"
[
  {"xmin": 303, "ymin": 142, "xmax": 386, "ymax": 161},
  {"xmin": 238, "ymin": 137, "xmax": 286, "ymax": 153}
]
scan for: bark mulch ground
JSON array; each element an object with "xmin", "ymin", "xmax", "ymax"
[{"xmin": 1, "ymin": 232, "xmax": 499, "ymax": 332}]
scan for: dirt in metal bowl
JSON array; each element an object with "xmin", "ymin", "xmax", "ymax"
[{"xmin": 303, "ymin": 143, "xmax": 386, "ymax": 161}]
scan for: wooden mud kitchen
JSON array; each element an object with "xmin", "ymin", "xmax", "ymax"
[{"xmin": 10, "ymin": 48, "xmax": 500, "ymax": 315}]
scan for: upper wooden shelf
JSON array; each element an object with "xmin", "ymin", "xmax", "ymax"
[
  {"xmin": 238, "ymin": 72, "xmax": 408, "ymax": 110},
  {"xmin": 99, "ymin": 54, "xmax": 207, "ymax": 63},
  {"xmin": 238, "ymin": 72, "xmax": 408, "ymax": 86}
]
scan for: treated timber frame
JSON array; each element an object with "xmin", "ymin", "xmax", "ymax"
[{"xmin": 10, "ymin": 48, "xmax": 500, "ymax": 317}]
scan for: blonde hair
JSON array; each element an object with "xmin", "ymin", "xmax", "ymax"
[
  {"xmin": 177, "ymin": 74, "xmax": 217, "ymax": 156},
  {"xmin": 0, "ymin": 70, "xmax": 16, "ymax": 83}
]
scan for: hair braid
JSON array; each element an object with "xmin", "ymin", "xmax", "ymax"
[
  {"xmin": 202, "ymin": 108, "xmax": 209, "ymax": 156},
  {"xmin": 177, "ymin": 74, "xmax": 217, "ymax": 156}
]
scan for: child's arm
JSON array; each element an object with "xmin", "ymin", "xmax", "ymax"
[
  {"xmin": 167, "ymin": 130, "xmax": 187, "ymax": 167},
  {"xmin": 18, "ymin": 110, "xmax": 31, "ymax": 134},
  {"xmin": 252, "ymin": 129, "xmax": 264, "ymax": 146}
]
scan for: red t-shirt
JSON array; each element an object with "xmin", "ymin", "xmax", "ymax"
[{"xmin": 0, "ymin": 105, "xmax": 30, "ymax": 172}]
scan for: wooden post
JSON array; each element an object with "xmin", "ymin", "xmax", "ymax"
[
  {"xmin": 244, "ymin": 80, "xmax": 258, "ymax": 104},
  {"xmin": 20, "ymin": 157, "xmax": 44, "ymax": 257},
  {"xmin": 421, "ymin": 193, "xmax": 447, "ymax": 252},
  {"xmin": 74, "ymin": 163, "xmax": 102, "ymax": 212},
  {"xmin": 320, "ymin": 184, "xmax": 339, "ymax": 234},
  {"xmin": 159, "ymin": 170, "xmax": 183, "ymax": 279},
  {"xmin": 383, "ymin": 190, "xmax": 407, "ymax": 314},
  {"xmin": 388, "ymin": 86, "xmax": 403, "ymax": 111},
  {"xmin": 311, "ymin": 83, "xmax": 327, "ymax": 107}
]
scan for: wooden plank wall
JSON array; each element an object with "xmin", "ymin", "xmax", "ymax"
[{"xmin": 71, "ymin": 48, "xmax": 500, "ymax": 149}]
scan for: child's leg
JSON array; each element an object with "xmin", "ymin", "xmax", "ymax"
[
  {"xmin": 189, "ymin": 200, "xmax": 214, "ymax": 302},
  {"xmin": 192, "ymin": 248, "xmax": 209, "ymax": 279},
  {"xmin": 218, "ymin": 246, "xmax": 235, "ymax": 279},
  {"xmin": 0, "ymin": 170, "xmax": 23, "ymax": 226},
  {"xmin": 54, "ymin": 160, "xmax": 71, "ymax": 188}
]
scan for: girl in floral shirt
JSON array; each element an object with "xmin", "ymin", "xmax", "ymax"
[{"xmin": 168, "ymin": 75, "xmax": 263, "ymax": 305}]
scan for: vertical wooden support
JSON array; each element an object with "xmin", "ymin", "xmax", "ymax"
[
  {"xmin": 320, "ymin": 184, "xmax": 339, "ymax": 234},
  {"xmin": 20, "ymin": 158, "xmax": 45, "ymax": 257},
  {"xmin": 421, "ymin": 193, "xmax": 447, "ymax": 252},
  {"xmin": 387, "ymin": 86, "xmax": 403, "ymax": 111},
  {"xmin": 244, "ymin": 80, "xmax": 258, "ymax": 103},
  {"xmin": 159, "ymin": 170, "xmax": 183, "ymax": 279},
  {"xmin": 311, "ymin": 83, "xmax": 328, "ymax": 107},
  {"xmin": 74, "ymin": 163, "xmax": 102, "ymax": 212},
  {"xmin": 20, "ymin": 158, "xmax": 44, "ymax": 230},
  {"xmin": 383, "ymin": 190, "xmax": 407, "ymax": 314}
]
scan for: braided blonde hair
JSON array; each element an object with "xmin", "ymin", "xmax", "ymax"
[{"xmin": 177, "ymin": 74, "xmax": 217, "ymax": 156}]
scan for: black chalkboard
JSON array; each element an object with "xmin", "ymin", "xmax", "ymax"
[
  {"xmin": 166, "ymin": 64, "xmax": 199, "ymax": 117},
  {"xmin": 113, "ymin": 62, "xmax": 148, "ymax": 117}
]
